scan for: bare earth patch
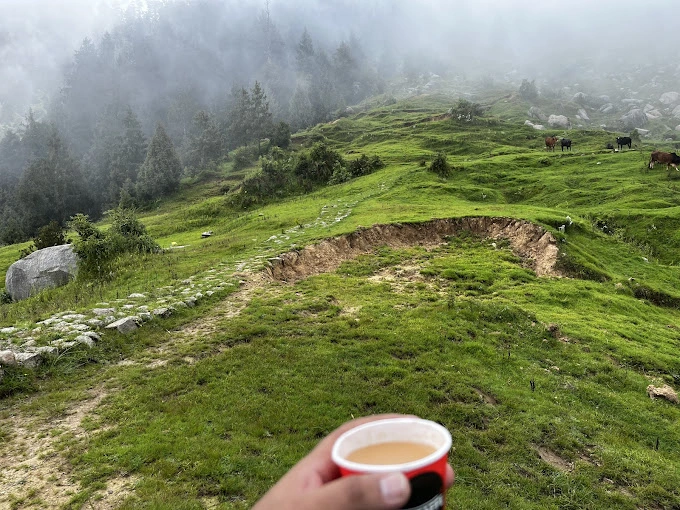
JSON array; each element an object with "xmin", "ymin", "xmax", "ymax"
[
  {"xmin": 0, "ymin": 387, "xmax": 137, "ymax": 509},
  {"xmin": 266, "ymin": 217, "xmax": 562, "ymax": 282},
  {"xmin": 533, "ymin": 445, "xmax": 573, "ymax": 472}
]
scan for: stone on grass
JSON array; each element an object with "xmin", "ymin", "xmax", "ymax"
[
  {"xmin": 105, "ymin": 317, "xmax": 140, "ymax": 334},
  {"xmin": 0, "ymin": 350, "xmax": 17, "ymax": 366},
  {"xmin": 15, "ymin": 352, "xmax": 42, "ymax": 368},
  {"xmin": 153, "ymin": 307, "xmax": 172, "ymax": 318},
  {"xmin": 75, "ymin": 335, "xmax": 96, "ymax": 348},
  {"xmin": 5, "ymin": 244, "xmax": 78, "ymax": 301},
  {"xmin": 93, "ymin": 308, "xmax": 115, "ymax": 316},
  {"xmin": 647, "ymin": 384, "xmax": 678, "ymax": 404},
  {"xmin": 35, "ymin": 346, "xmax": 58, "ymax": 356}
]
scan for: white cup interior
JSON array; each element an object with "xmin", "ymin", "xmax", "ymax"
[{"xmin": 332, "ymin": 418, "xmax": 452, "ymax": 473}]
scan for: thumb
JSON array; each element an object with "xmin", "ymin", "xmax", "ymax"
[{"xmin": 304, "ymin": 472, "xmax": 410, "ymax": 510}]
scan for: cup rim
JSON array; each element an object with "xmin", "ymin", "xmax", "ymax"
[{"xmin": 331, "ymin": 417, "xmax": 452, "ymax": 474}]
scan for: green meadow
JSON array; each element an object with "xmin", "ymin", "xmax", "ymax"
[{"xmin": 1, "ymin": 93, "xmax": 679, "ymax": 509}]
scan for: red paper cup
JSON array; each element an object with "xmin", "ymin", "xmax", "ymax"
[{"xmin": 332, "ymin": 417, "xmax": 452, "ymax": 510}]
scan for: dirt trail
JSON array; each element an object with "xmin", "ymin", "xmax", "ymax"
[{"xmin": 0, "ymin": 216, "xmax": 561, "ymax": 508}]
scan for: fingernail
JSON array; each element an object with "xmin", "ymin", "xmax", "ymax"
[{"xmin": 380, "ymin": 473, "xmax": 409, "ymax": 505}]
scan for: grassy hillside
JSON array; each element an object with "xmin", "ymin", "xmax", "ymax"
[{"xmin": 1, "ymin": 92, "xmax": 679, "ymax": 509}]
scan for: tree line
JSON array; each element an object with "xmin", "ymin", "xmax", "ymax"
[{"xmin": 0, "ymin": 0, "xmax": 385, "ymax": 244}]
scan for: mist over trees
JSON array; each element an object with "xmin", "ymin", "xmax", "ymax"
[
  {"xmin": 0, "ymin": 0, "xmax": 386, "ymax": 244},
  {"xmin": 1, "ymin": 0, "xmax": 679, "ymax": 246}
]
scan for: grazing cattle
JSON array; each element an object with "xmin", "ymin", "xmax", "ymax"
[
  {"xmin": 560, "ymin": 138, "xmax": 572, "ymax": 151},
  {"xmin": 606, "ymin": 143, "xmax": 614, "ymax": 150},
  {"xmin": 545, "ymin": 136, "xmax": 559, "ymax": 151},
  {"xmin": 616, "ymin": 136, "xmax": 632, "ymax": 150},
  {"xmin": 648, "ymin": 151, "xmax": 680, "ymax": 171}
]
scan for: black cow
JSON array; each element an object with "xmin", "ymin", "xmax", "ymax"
[
  {"xmin": 616, "ymin": 137, "xmax": 632, "ymax": 150},
  {"xmin": 560, "ymin": 138, "xmax": 572, "ymax": 151},
  {"xmin": 606, "ymin": 143, "xmax": 614, "ymax": 150}
]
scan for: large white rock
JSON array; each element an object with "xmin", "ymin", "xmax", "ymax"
[
  {"xmin": 5, "ymin": 245, "xmax": 78, "ymax": 301},
  {"xmin": 619, "ymin": 109, "xmax": 648, "ymax": 130},
  {"xmin": 548, "ymin": 115, "xmax": 571, "ymax": 129},
  {"xmin": 660, "ymin": 92, "xmax": 680, "ymax": 105}
]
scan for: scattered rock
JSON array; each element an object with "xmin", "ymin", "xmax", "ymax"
[
  {"xmin": 647, "ymin": 384, "xmax": 679, "ymax": 404},
  {"xmin": 15, "ymin": 352, "xmax": 43, "ymax": 368},
  {"xmin": 619, "ymin": 109, "xmax": 648, "ymax": 130},
  {"xmin": 660, "ymin": 91, "xmax": 680, "ymax": 105},
  {"xmin": 105, "ymin": 317, "xmax": 140, "ymax": 335},
  {"xmin": 0, "ymin": 350, "xmax": 17, "ymax": 366},
  {"xmin": 75, "ymin": 335, "xmax": 96, "ymax": 348},
  {"xmin": 153, "ymin": 307, "xmax": 173, "ymax": 318},
  {"xmin": 92, "ymin": 308, "xmax": 114, "ymax": 317}
]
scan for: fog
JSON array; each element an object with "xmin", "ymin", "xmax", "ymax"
[{"xmin": 1, "ymin": 0, "xmax": 678, "ymax": 129}]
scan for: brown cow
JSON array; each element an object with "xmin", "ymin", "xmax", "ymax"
[
  {"xmin": 648, "ymin": 151, "xmax": 680, "ymax": 171},
  {"xmin": 545, "ymin": 136, "xmax": 558, "ymax": 151}
]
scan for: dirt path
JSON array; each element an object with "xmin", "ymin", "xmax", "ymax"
[{"xmin": 0, "ymin": 216, "xmax": 561, "ymax": 509}]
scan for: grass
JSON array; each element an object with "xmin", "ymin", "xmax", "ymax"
[{"xmin": 1, "ymin": 91, "xmax": 679, "ymax": 509}]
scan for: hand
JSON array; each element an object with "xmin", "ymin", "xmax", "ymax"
[{"xmin": 253, "ymin": 414, "xmax": 455, "ymax": 510}]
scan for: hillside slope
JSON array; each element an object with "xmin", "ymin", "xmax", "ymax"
[{"xmin": 0, "ymin": 93, "xmax": 679, "ymax": 509}]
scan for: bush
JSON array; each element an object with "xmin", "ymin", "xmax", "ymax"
[
  {"xmin": 348, "ymin": 154, "xmax": 386, "ymax": 178},
  {"xmin": 519, "ymin": 79, "xmax": 538, "ymax": 101},
  {"xmin": 232, "ymin": 146, "xmax": 258, "ymax": 171},
  {"xmin": 33, "ymin": 220, "xmax": 66, "ymax": 250},
  {"xmin": 309, "ymin": 143, "xmax": 345, "ymax": 183},
  {"xmin": 68, "ymin": 209, "xmax": 159, "ymax": 280},
  {"xmin": 451, "ymin": 99, "xmax": 485, "ymax": 122},
  {"xmin": 329, "ymin": 163, "xmax": 353, "ymax": 185},
  {"xmin": 429, "ymin": 152, "xmax": 451, "ymax": 178}
]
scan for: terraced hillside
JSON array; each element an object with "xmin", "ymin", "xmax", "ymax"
[{"xmin": 0, "ymin": 93, "xmax": 679, "ymax": 509}]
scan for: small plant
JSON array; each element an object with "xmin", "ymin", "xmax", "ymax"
[{"xmin": 429, "ymin": 152, "xmax": 451, "ymax": 178}]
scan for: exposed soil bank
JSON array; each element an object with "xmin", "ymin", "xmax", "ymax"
[{"xmin": 266, "ymin": 217, "xmax": 562, "ymax": 282}]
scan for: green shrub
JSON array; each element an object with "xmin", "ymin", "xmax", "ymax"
[
  {"xmin": 232, "ymin": 146, "xmax": 258, "ymax": 171},
  {"xmin": 68, "ymin": 209, "xmax": 159, "ymax": 280},
  {"xmin": 33, "ymin": 220, "xmax": 66, "ymax": 249},
  {"xmin": 429, "ymin": 152, "xmax": 451, "ymax": 178},
  {"xmin": 451, "ymin": 99, "xmax": 485, "ymax": 122},
  {"xmin": 348, "ymin": 154, "xmax": 385, "ymax": 178}
]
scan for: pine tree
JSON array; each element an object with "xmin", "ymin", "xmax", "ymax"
[
  {"xmin": 250, "ymin": 81, "xmax": 273, "ymax": 155},
  {"xmin": 110, "ymin": 107, "xmax": 147, "ymax": 203},
  {"xmin": 136, "ymin": 123, "xmax": 182, "ymax": 203},
  {"xmin": 186, "ymin": 110, "xmax": 223, "ymax": 169},
  {"xmin": 296, "ymin": 28, "xmax": 315, "ymax": 78},
  {"xmin": 18, "ymin": 130, "xmax": 93, "ymax": 234}
]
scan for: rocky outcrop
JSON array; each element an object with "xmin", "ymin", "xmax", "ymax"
[
  {"xmin": 5, "ymin": 245, "xmax": 78, "ymax": 302},
  {"xmin": 528, "ymin": 107, "xmax": 547, "ymax": 122},
  {"xmin": 548, "ymin": 115, "xmax": 571, "ymax": 129},
  {"xmin": 659, "ymin": 92, "xmax": 680, "ymax": 106},
  {"xmin": 619, "ymin": 109, "xmax": 648, "ymax": 130}
]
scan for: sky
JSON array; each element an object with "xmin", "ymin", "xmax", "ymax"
[{"xmin": 1, "ymin": 0, "xmax": 678, "ymax": 125}]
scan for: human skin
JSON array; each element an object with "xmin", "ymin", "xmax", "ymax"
[{"xmin": 252, "ymin": 414, "xmax": 455, "ymax": 510}]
